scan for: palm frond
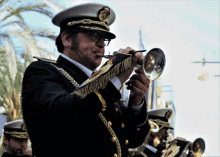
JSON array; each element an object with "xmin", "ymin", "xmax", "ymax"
[{"xmin": 3, "ymin": 4, "xmax": 53, "ymax": 21}]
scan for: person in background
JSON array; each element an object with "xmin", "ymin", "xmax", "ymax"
[
  {"xmin": 130, "ymin": 108, "xmax": 174, "ymax": 157},
  {"xmin": 2, "ymin": 119, "xmax": 31, "ymax": 157}
]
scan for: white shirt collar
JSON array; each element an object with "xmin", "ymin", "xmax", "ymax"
[
  {"xmin": 145, "ymin": 144, "xmax": 158, "ymax": 153},
  {"xmin": 60, "ymin": 53, "xmax": 93, "ymax": 77}
]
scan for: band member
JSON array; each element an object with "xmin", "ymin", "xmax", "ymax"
[
  {"xmin": 1, "ymin": 119, "xmax": 31, "ymax": 157},
  {"xmin": 129, "ymin": 108, "xmax": 174, "ymax": 157},
  {"xmin": 21, "ymin": 3, "xmax": 151, "ymax": 157}
]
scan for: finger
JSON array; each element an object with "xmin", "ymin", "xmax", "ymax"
[
  {"xmin": 135, "ymin": 68, "xmax": 144, "ymax": 74},
  {"xmin": 127, "ymin": 84, "xmax": 146, "ymax": 97},
  {"xmin": 129, "ymin": 74, "xmax": 150, "ymax": 86},
  {"xmin": 126, "ymin": 79, "xmax": 148, "ymax": 94}
]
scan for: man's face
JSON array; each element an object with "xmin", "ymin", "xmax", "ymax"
[
  {"xmin": 152, "ymin": 126, "xmax": 169, "ymax": 151},
  {"xmin": 68, "ymin": 31, "xmax": 106, "ymax": 71},
  {"xmin": 4, "ymin": 137, "xmax": 28, "ymax": 156}
]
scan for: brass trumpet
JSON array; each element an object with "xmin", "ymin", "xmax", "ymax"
[
  {"xmin": 99, "ymin": 48, "xmax": 166, "ymax": 80},
  {"xmin": 167, "ymin": 137, "xmax": 206, "ymax": 157}
]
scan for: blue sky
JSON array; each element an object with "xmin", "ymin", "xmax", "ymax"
[{"xmin": 15, "ymin": 0, "xmax": 220, "ymax": 156}]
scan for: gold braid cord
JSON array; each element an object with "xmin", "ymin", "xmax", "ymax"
[
  {"xmin": 50, "ymin": 63, "xmax": 121, "ymax": 155},
  {"xmin": 50, "ymin": 64, "xmax": 80, "ymax": 88},
  {"xmin": 67, "ymin": 19, "xmax": 110, "ymax": 31},
  {"xmin": 98, "ymin": 113, "xmax": 121, "ymax": 157},
  {"xmin": 4, "ymin": 131, "xmax": 28, "ymax": 139}
]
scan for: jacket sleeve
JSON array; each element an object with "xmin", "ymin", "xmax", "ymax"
[
  {"xmin": 125, "ymin": 96, "xmax": 150, "ymax": 148},
  {"xmin": 22, "ymin": 61, "xmax": 121, "ymax": 119}
]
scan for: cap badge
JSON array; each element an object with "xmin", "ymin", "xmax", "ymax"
[
  {"xmin": 21, "ymin": 123, "xmax": 27, "ymax": 131},
  {"xmin": 98, "ymin": 6, "xmax": 110, "ymax": 23},
  {"xmin": 165, "ymin": 110, "xmax": 173, "ymax": 119}
]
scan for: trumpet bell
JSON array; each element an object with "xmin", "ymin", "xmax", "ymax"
[
  {"xmin": 143, "ymin": 48, "xmax": 166, "ymax": 80},
  {"xmin": 191, "ymin": 138, "xmax": 205, "ymax": 157}
]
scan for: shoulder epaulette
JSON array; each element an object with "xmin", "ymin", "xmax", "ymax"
[{"xmin": 33, "ymin": 56, "xmax": 57, "ymax": 64}]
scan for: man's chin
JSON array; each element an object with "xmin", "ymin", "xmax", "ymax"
[
  {"xmin": 16, "ymin": 150, "xmax": 24, "ymax": 156},
  {"xmin": 156, "ymin": 142, "xmax": 167, "ymax": 151}
]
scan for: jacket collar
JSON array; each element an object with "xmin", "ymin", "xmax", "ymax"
[{"xmin": 56, "ymin": 55, "xmax": 89, "ymax": 85}]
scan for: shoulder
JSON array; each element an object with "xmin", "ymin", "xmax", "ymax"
[
  {"xmin": 25, "ymin": 56, "xmax": 58, "ymax": 72},
  {"xmin": 33, "ymin": 56, "xmax": 57, "ymax": 64}
]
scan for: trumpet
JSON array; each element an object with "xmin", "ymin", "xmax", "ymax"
[
  {"xmin": 167, "ymin": 138, "xmax": 206, "ymax": 157},
  {"xmin": 98, "ymin": 48, "xmax": 166, "ymax": 80}
]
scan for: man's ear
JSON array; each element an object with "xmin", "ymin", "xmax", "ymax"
[
  {"xmin": 3, "ymin": 136, "xmax": 9, "ymax": 145},
  {"xmin": 61, "ymin": 32, "xmax": 71, "ymax": 47}
]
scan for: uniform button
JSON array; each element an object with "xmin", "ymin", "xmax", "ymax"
[
  {"xmin": 115, "ymin": 108, "xmax": 118, "ymax": 112},
  {"xmin": 125, "ymin": 140, "xmax": 129, "ymax": 145},
  {"xmin": 108, "ymin": 121, "xmax": 112, "ymax": 126},
  {"xmin": 137, "ymin": 128, "xmax": 140, "ymax": 131},
  {"xmin": 114, "ymin": 154, "xmax": 118, "ymax": 157},
  {"xmin": 111, "ymin": 136, "xmax": 117, "ymax": 142},
  {"xmin": 121, "ymin": 123, "xmax": 125, "ymax": 128},
  {"xmin": 102, "ymin": 108, "xmax": 106, "ymax": 112}
]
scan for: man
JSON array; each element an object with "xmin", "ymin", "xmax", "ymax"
[
  {"xmin": 2, "ymin": 119, "xmax": 31, "ymax": 157},
  {"xmin": 130, "ymin": 108, "xmax": 174, "ymax": 157},
  {"xmin": 21, "ymin": 3, "xmax": 151, "ymax": 157}
]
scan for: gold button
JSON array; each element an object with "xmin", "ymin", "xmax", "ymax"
[
  {"xmin": 137, "ymin": 128, "xmax": 140, "ymax": 131},
  {"xmin": 114, "ymin": 154, "xmax": 118, "ymax": 157},
  {"xmin": 111, "ymin": 137, "xmax": 117, "ymax": 142},
  {"xmin": 102, "ymin": 108, "xmax": 106, "ymax": 112},
  {"xmin": 108, "ymin": 121, "xmax": 112, "ymax": 126},
  {"xmin": 125, "ymin": 140, "xmax": 129, "ymax": 145},
  {"xmin": 115, "ymin": 108, "xmax": 118, "ymax": 112},
  {"xmin": 121, "ymin": 123, "xmax": 125, "ymax": 128}
]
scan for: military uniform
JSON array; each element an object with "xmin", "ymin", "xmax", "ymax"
[
  {"xmin": 21, "ymin": 3, "xmax": 150, "ymax": 157},
  {"xmin": 130, "ymin": 108, "xmax": 174, "ymax": 157},
  {"xmin": 2, "ymin": 119, "xmax": 31, "ymax": 157}
]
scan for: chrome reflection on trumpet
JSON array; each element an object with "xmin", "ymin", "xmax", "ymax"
[{"xmin": 142, "ymin": 48, "xmax": 165, "ymax": 80}]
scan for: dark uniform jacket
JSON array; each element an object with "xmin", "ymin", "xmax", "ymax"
[
  {"xmin": 22, "ymin": 55, "xmax": 150, "ymax": 157},
  {"xmin": 1, "ymin": 152, "xmax": 31, "ymax": 157}
]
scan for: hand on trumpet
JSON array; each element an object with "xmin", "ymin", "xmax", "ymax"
[{"xmin": 116, "ymin": 47, "xmax": 150, "ymax": 106}]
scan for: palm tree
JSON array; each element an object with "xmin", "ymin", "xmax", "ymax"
[
  {"xmin": 0, "ymin": 0, "xmax": 64, "ymax": 122},
  {"xmin": 0, "ymin": 0, "xmax": 65, "ymax": 154}
]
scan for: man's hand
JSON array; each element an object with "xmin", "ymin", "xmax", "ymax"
[
  {"xmin": 116, "ymin": 47, "xmax": 150, "ymax": 106},
  {"xmin": 126, "ymin": 68, "xmax": 150, "ymax": 106},
  {"xmin": 116, "ymin": 47, "xmax": 143, "ymax": 84}
]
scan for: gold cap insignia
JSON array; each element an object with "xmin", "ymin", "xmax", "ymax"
[
  {"xmin": 21, "ymin": 123, "xmax": 27, "ymax": 131},
  {"xmin": 98, "ymin": 6, "xmax": 110, "ymax": 23},
  {"xmin": 165, "ymin": 109, "xmax": 173, "ymax": 119}
]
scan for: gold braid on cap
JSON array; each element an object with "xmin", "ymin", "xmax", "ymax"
[
  {"xmin": 4, "ymin": 131, "xmax": 28, "ymax": 139},
  {"xmin": 67, "ymin": 19, "xmax": 110, "ymax": 31},
  {"xmin": 150, "ymin": 119, "xmax": 171, "ymax": 128}
]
